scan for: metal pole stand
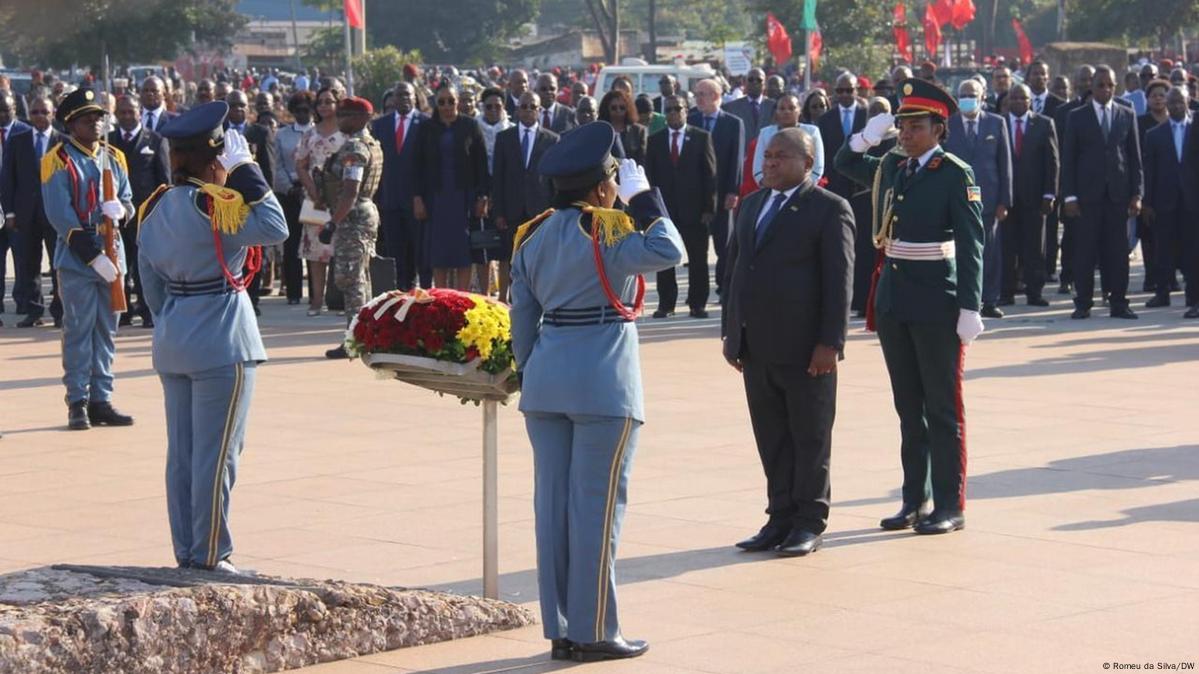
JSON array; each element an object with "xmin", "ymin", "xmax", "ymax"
[{"xmin": 482, "ymin": 400, "xmax": 499, "ymax": 599}]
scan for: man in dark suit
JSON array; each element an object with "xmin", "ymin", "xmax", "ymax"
[
  {"xmin": 1061, "ymin": 65, "xmax": 1143, "ymax": 319},
  {"xmin": 724, "ymin": 127, "xmax": 854, "ymax": 557},
  {"xmin": 109, "ymin": 94, "xmax": 170, "ymax": 327},
  {"xmin": 724, "ymin": 68, "xmax": 777, "ymax": 141},
  {"xmin": 535, "ymin": 73, "xmax": 577, "ymax": 134},
  {"xmin": 1144, "ymin": 85, "xmax": 1198, "ymax": 316},
  {"xmin": 1025, "ymin": 61, "xmax": 1065, "ymax": 282},
  {"xmin": 1000, "ymin": 84, "xmax": 1059, "ymax": 306},
  {"xmin": 653, "ymin": 75, "xmax": 678, "ymax": 113},
  {"xmin": 1, "ymin": 95, "xmax": 61, "ymax": 327},
  {"xmin": 944, "ymin": 78, "xmax": 1013, "ymax": 318},
  {"xmin": 1052, "ymin": 65, "xmax": 1095, "ymax": 294},
  {"xmin": 689, "ymin": 78, "xmax": 745, "ymax": 298},
  {"xmin": 371, "ymin": 82, "xmax": 429, "ymax": 291},
  {"xmin": 817, "ymin": 73, "xmax": 868, "ymax": 203},
  {"xmin": 0, "ymin": 89, "xmax": 33, "ymax": 318},
  {"xmin": 647, "ymin": 94, "xmax": 717, "ymax": 318},
  {"xmin": 244, "ymin": 92, "xmax": 278, "ymax": 189},
  {"xmin": 139, "ymin": 76, "xmax": 177, "ymax": 133},
  {"xmin": 492, "ymin": 91, "xmax": 559, "ymax": 302},
  {"xmin": 504, "ymin": 69, "xmax": 529, "ymax": 119}
]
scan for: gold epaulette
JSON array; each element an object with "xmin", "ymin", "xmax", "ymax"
[
  {"xmin": 197, "ymin": 183, "xmax": 251, "ymax": 235},
  {"xmin": 512, "ymin": 208, "xmax": 555, "ymax": 256},
  {"xmin": 580, "ymin": 205, "xmax": 635, "ymax": 247},
  {"xmin": 107, "ymin": 145, "xmax": 129, "ymax": 175},
  {"xmin": 40, "ymin": 143, "xmax": 66, "ymax": 184},
  {"xmin": 137, "ymin": 184, "xmax": 172, "ymax": 227}
]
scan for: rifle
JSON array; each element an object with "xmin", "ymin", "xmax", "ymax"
[{"xmin": 99, "ymin": 137, "xmax": 127, "ymax": 313}]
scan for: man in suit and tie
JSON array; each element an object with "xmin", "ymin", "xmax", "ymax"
[
  {"xmin": 724, "ymin": 127, "xmax": 854, "ymax": 557},
  {"xmin": 1000, "ymin": 84, "xmax": 1059, "ymax": 307},
  {"xmin": 653, "ymin": 75, "xmax": 679, "ymax": 113},
  {"xmin": 0, "ymin": 89, "xmax": 33, "ymax": 319},
  {"xmin": 1025, "ymin": 61, "xmax": 1066, "ymax": 282},
  {"xmin": 492, "ymin": 91, "xmax": 559, "ymax": 303},
  {"xmin": 944, "ymin": 78, "xmax": 1013, "ymax": 318},
  {"xmin": 1061, "ymin": 65, "xmax": 1143, "ymax": 319},
  {"xmin": 1052, "ymin": 65, "xmax": 1096, "ymax": 294},
  {"xmin": 647, "ymin": 94, "xmax": 717, "ymax": 318},
  {"xmin": 139, "ymin": 76, "xmax": 177, "ymax": 133},
  {"xmin": 535, "ymin": 73, "xmax": 577, "ymax": 135},
  {"xmin": 817, "ymin": 73, "xmax": 868, "ymax": 202},
  {"xmin": 505, "ymin": 69, "xmax": 530, "ymax": 118},
  {"xmin": 371, "ymin": 82, "xmax": 429, "ymax": 291},
  {"xmin": 2, "ymin": 95, "xmax": 62, "ymax": 327},
  {"xmin": 109, "ymin": 94, "xmax": 170, "ymax": 327},
  {"xmin": 689, "ymin": 79, "xmax": 745, "ymax": 299},
  {"xmin": 725, "ymin": 68, "xmax": 777, "ymax": 141},
  {"xmin": 1144, "ymin": 86, "xmax": 1198, "ymax": 316}
]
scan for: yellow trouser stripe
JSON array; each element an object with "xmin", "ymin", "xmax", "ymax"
[
  {"xmin": 594, "ymin": 417, "xmax": 633, "ymax": 642},
  {"xmin": 206, "ymin": 361, "xmax": 244, "ymax": 567}
]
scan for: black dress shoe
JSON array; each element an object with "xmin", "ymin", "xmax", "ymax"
[
  {"xmin": 572, "ymin": 636, "xmax": 648, "ymax": 662},
  {"xmin": 53, "ymin": 318, "xmax": 63, "ymax": 328},
  {"xmin": 914, "ymin": 511, "xmax": 965, "ymax": 535},
  {"xmin": 880, "ymin": 502, "xmax": 933, "ymax": 530},
  {"xmin": 1070, "ymin": 307, "xmax": 1091, "ymax": 319},
  {"xmin": 550, "ymin": 639, "xmax": 574, "ymax": 660},
  {"xmin": 325, "ymin": 345, "xmax": 349, "ymax": 359},
  {"xmin": 981, "ymin": 304, "xmax": 1004, "ymax": 318},
  {"xmin": 87, "ymin": 401, "xmax": 134, "ymax": 426},
  {"xmin": 651, "ymin": 310, "xmax": 674, "ymax": 319},
  {"xmin": 1027, "ymin": 296, "xmax": 1049, "ymax": 307},
  {"xmin": 689, "ymin": 308, "xmax": 710, "ymax": 319},
  {"xmin": 776, "ymin": 530, "xmax": 822, "ymax": 557},
  {"xmin": 1185, "ymin": 306, "xmax": 1199, "ymax": 319},
  {"xmin": 1145, "ymin": 295, "xmax": 1170, "ymax": 308},
  {"xmin": 17, "ymin": 315, "xmax": 45, "ymax": 328},
  {"xmin": 735, "ymin": 523, "xmax": 790, "ymax": 551},
  {"xmin": 1110, "ymin": 306, "xmax": 1138, "ymax": 319},
  {"xmin": 1057, "ymin": 282, "xmax": 1073, "ymax": 295},
  {"xmin": 68, "ymin": 400, "xmax": 91, "ymax": 431},
  {"xmin": 996, "ymin": 297, "xmax": 1015, "ymax": 307}
]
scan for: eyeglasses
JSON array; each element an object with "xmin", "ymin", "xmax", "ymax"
[{"xmin": 834, "ymin": 87, "xmax": 856, "ymax": 94}]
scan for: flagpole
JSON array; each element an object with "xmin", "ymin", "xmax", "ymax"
[
  {"xmin": 344, "ymin": 7, "xmax": 355, "ymax": 96},
  {"xmin": 804, "ymin": 29, "xmax": 812, "ymax": 90}
]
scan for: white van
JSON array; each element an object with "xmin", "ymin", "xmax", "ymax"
[{"xmin": 594, "ymin": 63, "xmax": 717, "ymax": 99}]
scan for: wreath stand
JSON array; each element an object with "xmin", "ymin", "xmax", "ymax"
[{"xmin": 362, "ymin": 353, "xmax": 518, "ymax": 599}]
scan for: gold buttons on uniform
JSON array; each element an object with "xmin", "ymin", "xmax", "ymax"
[
  {"xmin": 897, "ymin": 195, "xmax": 904, "ymax": 201},
  {"xmin": 891, "ymin": 264, "xmax": 898, "ymax": 270}
]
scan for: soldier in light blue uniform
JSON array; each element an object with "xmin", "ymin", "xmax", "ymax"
[
  {"xmin": 510, "ymin": 122, "xmax": 684, "ymax": 662},
  {"xmin": 41, "ymin": 88, "xmax": 137, "ymax": 430},
  {"xmin": 136, "ymin": 102, "xmax": 288, "ymax": 572}
]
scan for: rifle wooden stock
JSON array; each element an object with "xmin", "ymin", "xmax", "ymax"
[{"xmin": 101, "ymin": 157, "xmax": 127, "ymax": 313}]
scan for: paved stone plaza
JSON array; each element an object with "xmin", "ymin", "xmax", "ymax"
[{"xmin": 2, "ymin": 275, "xmax": 1197, "ymax": 673}]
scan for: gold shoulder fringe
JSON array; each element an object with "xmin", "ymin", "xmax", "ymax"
[
  {"xmin": 198, "ymin": 183, "xmax": 250, "ymax": 234},
  {"xmin": 40, "ymin": 144, "xmax": 66, "ymax": 184},
  {"xmin": 512, "ymin": 208, "xmax": 556, "ymax": 255},
  {"xmin": 581, "ymin": 205, "xmax": 635, "ymax": 247}
]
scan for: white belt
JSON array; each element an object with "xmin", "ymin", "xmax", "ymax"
[{"xmin": 886, "ymin": 239, "xmax": 956, "ymax": 260}]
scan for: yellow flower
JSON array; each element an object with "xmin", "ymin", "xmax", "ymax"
[{"xmin": 458, "ymin": 295, "xmax": 512, "ymax": 362}]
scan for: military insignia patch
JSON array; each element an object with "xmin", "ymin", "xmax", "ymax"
[
  {"xmin": 927, "ymin": 157, "xmax": 942, "ymax": 170},
  {"xmin": 903, "ymin": 83, "xmax": 913, "ymax": 96},
  {"xmin": 967, "ymin": 186, "xmax": 982, "ymax": 202},
  {"xmin": 84, "ymin": 90, "xmax": 94, "ymax": 101}
]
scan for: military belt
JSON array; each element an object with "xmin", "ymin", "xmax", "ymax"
[
  {"xmin": 167, "ymin": 276, "xmax": 242, "ymax": 296},
  {"xmin": 885, "ymin": 239, "xmax": 956, "ymax": 260},
  {"xmin": 543, "ymin": 304, "xmax": 636, "ymax": 327}
]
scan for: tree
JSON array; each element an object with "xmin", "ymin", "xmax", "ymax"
[
  {"xmin": 365, "ymin": 0, "xmax": 538, "ymax": 65},
  {"xmin": 0, "ymin": 0, "xmax": 246, "ymax": 69},
  {"xmin": 352, "ymin": 46, "xmax": 422, "ymax": 108},
  {"xmin": 753, "ymin": 0, "xmax": 894, "ymax": 81},
  {"xmin": 584, "ymin": 0, "xmax": 622, "ymax": 63},
  {"xmin": 1067, "ymin": 0, "xmax": 1199, "ymax": 51}
]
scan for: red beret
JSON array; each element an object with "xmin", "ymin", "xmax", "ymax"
[{"xmin": 337, "ymin": 96, "xmax": 374, "ymax": 115}]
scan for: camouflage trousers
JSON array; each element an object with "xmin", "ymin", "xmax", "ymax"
[{"xmin": 332, "ymin": 210, "xmax": 378, "ymax": 322}]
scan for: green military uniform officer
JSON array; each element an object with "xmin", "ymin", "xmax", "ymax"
[
  {"xmin": 321, "ymin": 96, "xmax": 384, "ymax": 359},
  {"xmin": 834, "ymin": 78, "xmax": 985, "ymax": 535}
]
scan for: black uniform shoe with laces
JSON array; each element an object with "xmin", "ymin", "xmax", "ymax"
[
  {"xmin": 68, "ymin": 400, "xmax": 91, "ymax": 430},
  {"xmin": 572, "ymin": 636, "xmax": 649, "ymax": 662},
  {"xmin": 325, "ymin": 345, "xmax": 349, "ymax": 359},
  {"xmin": 550, "ymin": 639, "xmax": 574, "ymax": 660},
  {"xmin": 914, "ymin": 511, "xmax": 965, "ymax": 534},
  {"xmin": 880, "ymin": 502, "xmax": 933, "ymax": 530},
  {"xmin": 87, "ymin": 401, "xmax": 134, "ymax": 426}
]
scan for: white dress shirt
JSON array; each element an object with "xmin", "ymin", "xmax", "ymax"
[
  {"xmin": 756, "ymin": 182, "xmax": 801, "ymax": 230},
  {"xmin": 518, "ymin": 122, "xmax": 540, "ymax": 168},
  {"xmin": 143, "ymin": 105, "xmax": 167, "ymax": 131}
]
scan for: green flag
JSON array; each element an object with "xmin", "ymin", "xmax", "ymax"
[{"xmin": 799, "ymin": 0, "xmax": 818, "ymax": 30}]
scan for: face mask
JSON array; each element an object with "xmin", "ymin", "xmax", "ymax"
[{"xmin": 958, "ymin": 97, "xmax": 979, "ymax": 114}]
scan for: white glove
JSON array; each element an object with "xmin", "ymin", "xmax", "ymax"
[
  {"xmin": 617, "ymin": 159, "xmax": 651, "ymax": 205},
  {"xmin": 100, "ymin": 200, "xmax": 126, "ymax": 222},
  {"xmin": 957, "ymin": 309, "xmax": 985, "ymax": 345},
  {"xmin": 89, "ymin": 255, "xmax": 118, "ymax": 283},
  {"xmin": 219, "ymin": 129, "xmax": 254, "ymax": 172},
  {"xmin": 860, "ymin": 112, "xmax": 896, "ymax": 147}
]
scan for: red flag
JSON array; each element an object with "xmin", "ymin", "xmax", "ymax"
[
  {"xmin": 344, "ymin": 0, "xmax": 364, "ymax": 29},
  {"xmin": 766, "ymin": 12, "xmax": 793, "ymax": 64},
  {"xmin": 809, "ymin": 30, "xmax": 823, "ymax": 71},
  {"xmin": 893, "ymin": 3, "xmax": 913, "ymax": 63},
  {"xmin": 923, "ymin": 3, "xmax": 942, "ymax": 59},
  {"xmin": 950, "ymin": 0, "xmax": 976, "ymax": 30},
  {"xmin": 1012, "ymin": 18, "xmax": 1034, "ymax": 65},
  {"xmin": 931, "ymin": 0, "xmax": 954, "ymax": 25}
]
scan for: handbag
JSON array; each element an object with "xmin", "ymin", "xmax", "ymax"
[
  {"xmin": 469, "ymin": 228, "xmax": 503, "ymax": 251},
  {"xmin": 299, "ymin": 198, "xmax": 331, "ymax": 227}
]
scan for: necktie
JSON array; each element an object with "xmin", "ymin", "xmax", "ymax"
[
  {"xmin": 670, "ymin": 130, "xmax": 680, "ymax": 165},
  {"xmin": 750, "ymin": 99, "xmax": 760, "ymax": 129},
  {"xmin": 35, "ymin": 132, "xmax": 45, "ymax": 159},
  {"xmin": 905, "ymin": 159, "xmax": 919, "ymax": 179},
  {"xmin": 1033, "ymin": 95, "xmax": 1043, "ymax": 114},
  {"xmin": 124, "ymin": 131, "xmax": 133, "ymax": 143},
  {"xmin": 147, "ymin": 112, "xmax": 156, "ymax": 131},
  {"xmin": 842, "ymin": 108, "xmax": 852, "ymax": 138},
  {"xmin": 705, "ymin": 116, "xmax": 715, "ymax": 132},
  {"xmin": 542, "ymin": 108, "xmax": 552, "ymax": 128},
  {"xmin": 967, "ymin": 120, "xmax": 977, "ymax": 144},
  {"xmin": 755, "ymin": 191, "xmax": 788, "ymax": 247},
  {"xmin": 395, "ymin": 114, "xmax": 406, "ymax": 152},
  {"xmin": 521, "ymin": 127, "xmax": 532, "ymax": 169},
  {"xmin": 1101, "ymin": 105, "xmax": 1110, "ymax": 139},
  {"xmin": 1014, "ymin": 118, "xmax": 1024, "ymax": 159}
]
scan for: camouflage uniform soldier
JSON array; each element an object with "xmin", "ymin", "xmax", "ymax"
[{"xmin": 321, "ymin": 96, "xmax": 384, "ymax": 359}]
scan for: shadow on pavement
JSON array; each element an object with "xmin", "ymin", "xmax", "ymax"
[
  {"xmin": 409, "ymin": 656, "xmax": 579, "ymax": 674},
  {"xmin": 1055, "ymin": 497, "xmax": 1199, "ymax": 531}
]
